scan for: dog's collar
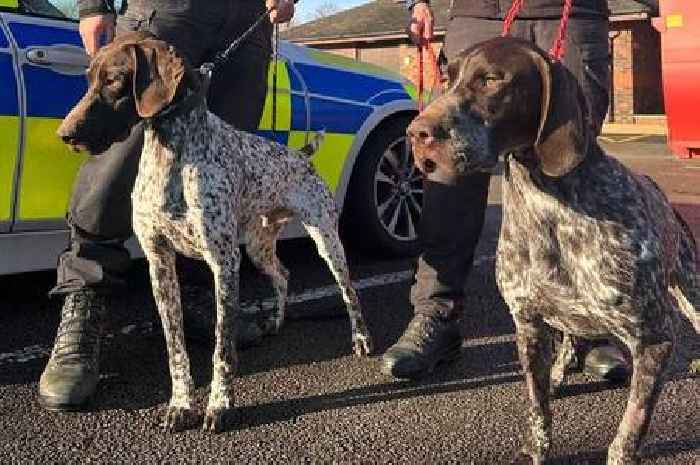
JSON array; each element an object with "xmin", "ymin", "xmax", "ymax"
[{"xmin": 147, "ymin": 87, "xmax": 206, "ymax": 127}]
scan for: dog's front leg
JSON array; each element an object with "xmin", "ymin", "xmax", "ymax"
[
  {"xmin": 513, "ymin": 314, "xmax": 553, "ymax": 465},
  {"xmin": 142, "ymin": 239, "xmax": 196, "ymax": 432},
  {"xmin": 202, "ymin": 246, "xmax": 242, "ymax": 433},
  {"xmin": 607, "ymin": 337, "xmax": 673, "ymax": 465}
]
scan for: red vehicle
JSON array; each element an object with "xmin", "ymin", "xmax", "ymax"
[{"xmin": 652, "ymin": 0, "xmax": 700, "ymax": 159}]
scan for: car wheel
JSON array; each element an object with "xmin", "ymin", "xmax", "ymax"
[{"xmin": 344, "ymin": 116, "xmax": 422, "ymax": 257}]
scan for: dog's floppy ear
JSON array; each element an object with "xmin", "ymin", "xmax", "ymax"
[
  {"xmin": 130, "ymin": 40, "xmax": 186, "ymax": 118},
  {"xmin": 530, "ymin": 51, "xmax": 589, "ymax": 177}
]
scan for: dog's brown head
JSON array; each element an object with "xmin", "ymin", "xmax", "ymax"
[
  {"xmin": 57, "ymin": 31, "xmax": 198, "ymax": 155},
  {"xmin": 407, "ymin": 37, "xmax": 590, "ymax": 178}
]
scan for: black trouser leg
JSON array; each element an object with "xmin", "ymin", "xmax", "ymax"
[
  {"xmin": 407, "ymin": 17, "xmax": 508, "ymax": 320},
  {"xmin": 51, "ymin": 124, "xmax": 144, "ymax": 295},
  {"xmin": 410, "ymin": 173, "xmax": 491, "ymax": 319}
]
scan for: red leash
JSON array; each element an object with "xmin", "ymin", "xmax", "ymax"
[
  {"xmin": 501, "ymin": 0, "xmax": 574, "ymax": 61},
  {"xmin": 416, "ymin": 38, "xmax": 440, "ymax": 113},
  {"xmin": 414, "ymin": 0, "xmax": 573, "ymax": 111}
]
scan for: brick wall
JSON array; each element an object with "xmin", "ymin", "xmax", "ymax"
[
  {"xmin": 610, "ymin": 23, "xmax": 635, "ymax": 123},
  {"xmin": 608, "ymin": 20, "xmax": 664, "ymax": 123}
]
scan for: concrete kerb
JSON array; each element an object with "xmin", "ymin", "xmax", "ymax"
[{"xmin": 602, "ymin": 122, "xmax": 668, "ymax": 136}]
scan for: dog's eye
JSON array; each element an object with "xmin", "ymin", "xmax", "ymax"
[{"xmin": 482, "ymin": 74, "xmax": 503, "ymax": 88}]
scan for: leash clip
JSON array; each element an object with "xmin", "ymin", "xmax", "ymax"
[
  {"xmin": 199, "ymin": 62, "xmax": 214, "ymax": 95},
  {"xmin": 199, "ymin": 62, "xmax": 214, "ymax": 80}
]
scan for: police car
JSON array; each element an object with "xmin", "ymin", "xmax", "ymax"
[{"xmin": 0, "ymin": 1, "xmax": 423, "ymax": 275}]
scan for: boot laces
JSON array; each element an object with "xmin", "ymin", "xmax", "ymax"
[
  {"xmin": 399, "ymin": 314, "xmax": 443, "ymax": 350},
  {"xmin": 51, "ymin": 292, "xmax": 104, "ymax": 366}
]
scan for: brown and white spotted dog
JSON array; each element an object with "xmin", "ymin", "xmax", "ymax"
[
  {"xmin": 408, "ymin": 37, "xmax": 700, "ymax": 465},
  {"xmin": 57, "ymin": 32, "xmax": 374, "ymax": 433}
]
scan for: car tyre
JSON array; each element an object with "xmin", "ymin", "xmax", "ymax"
[{"xmin": 343, "ymin": 116, "xmax": 423, "ymax": 257}]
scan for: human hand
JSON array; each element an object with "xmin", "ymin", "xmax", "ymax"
[
  {"xmin": 79, "ymin": 14, "xmax": 116, "ymax": 57},
  {"xmin": 408, "ymin": 2, "xmax": 434, "ymax": 46},
  {"xmin": 267, "ymin": 0, "xmax": 295, "ymax": 24}
]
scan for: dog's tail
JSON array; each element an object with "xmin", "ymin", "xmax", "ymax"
[
  {"xmin": 297, "ymin": 130, "xmax": 325, "ymax": 158},
  {"xmin": 669, "ymin": 211, "xmax": 700, "ymax": 330}
]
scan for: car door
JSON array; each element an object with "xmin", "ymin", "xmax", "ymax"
[
  {"xmin": 257, "ymin": 43, "xmax": 309, "ymax": 150},
  {"xmin": 0, "ymin": 6, "xmax": 21, "ymax": 233},
  {"xmin": 4, "ymin": 4, "xmax": 88, "ymax": 232}
]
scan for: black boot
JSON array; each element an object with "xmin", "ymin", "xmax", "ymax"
[
  {"xmin": 583, "ymin": 343, "xmax": 630, "ymax": 383},
  {"xmin": 382, "ymin": 313, "xmax": 462, "ymax": 379},
  {"xmin": 39, "ymin": 289, "xmax": 106, "ymax": 411},
  {"xmin": 183, "ymin": 305, "xmax": 268, "ymax": 350}
]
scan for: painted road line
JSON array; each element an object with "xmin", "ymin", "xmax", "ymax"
[
  {"xmin": 0, "ymin": 255, "xmax": 499, "ymax": 366},
  {"xmin": 599, "ymin": 135, "xmax": 646, "ymax": 143},
  {"xmin": 241, "ymin": 253, "xmax": 496, "ymax": 313}
]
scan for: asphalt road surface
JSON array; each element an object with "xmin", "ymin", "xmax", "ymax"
[{"xmin": 1, "ymin": 136, "xmax": 698, "ymax": 464}]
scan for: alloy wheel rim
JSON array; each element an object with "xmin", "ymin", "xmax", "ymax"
[{"xmin": 373, "ymin": 136, "xmax": 423, "ymax": 243}]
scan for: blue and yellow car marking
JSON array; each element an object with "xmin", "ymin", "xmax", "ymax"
[
  {"xmin": 2, "ymin": 18, "xmax": 86, "ymax": 222},
  {"xmin": 1, "ymin": 14, "xmax": 417, "ymax": 226},
  {"xmin": 8, "ymin": 21, "xmax": 83, "ymax": 48},
  {"xmin": 0, "ymin": 45, "xmax": 19, "ymax": 223}
]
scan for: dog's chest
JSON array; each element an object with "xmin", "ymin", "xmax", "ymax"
[
  {"xmin": 495, "ymin": 161, "xmax": 651, "ymax": 333},
  {"xmin": 132, "ymin": 136, "xmax": 234, "ymax": 258}
]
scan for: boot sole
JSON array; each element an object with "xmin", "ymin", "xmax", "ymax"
[
  {"xmin": 38, "ymin": 394, "xmax": 91, "ymax": 412},
  {"xmin": 383, "ymin": 344, "xmax": 463, "ymax": 380},
  {"xmin": 583, "ymin": 363, "xmax": 629, "ymax": 384}
]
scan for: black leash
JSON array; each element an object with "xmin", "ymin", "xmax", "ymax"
[
  {"xmin": 198, "ymin": 6, "xmax": 274, "ymax": 80},
  {"xmin": 199, "ymin": 1, "xmax": 299, "ymax": 137}
]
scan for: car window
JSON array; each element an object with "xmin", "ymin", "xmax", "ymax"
[{"xmin": 21, "ymin": 0, "xmax": 123, "ymax": 20}]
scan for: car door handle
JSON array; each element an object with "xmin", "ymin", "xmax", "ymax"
[{"xmin": 25, "ymin": 45, "xmax": 89, "ymax": 75}]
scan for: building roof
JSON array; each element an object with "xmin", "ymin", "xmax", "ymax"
[{"xmin": 283, "ymin": 0, "xmax": 654, "ymax": 42}]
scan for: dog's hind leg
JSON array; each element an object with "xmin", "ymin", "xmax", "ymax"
[
  {"xmin": 201, "ymin": 243, "xmax": 242, "ymax": 433},
  {"xmin": 669, "ymin": 215, "xmax": 699, "ymax": 372},
  {"xmin": 245, "ymin": 221, "xmax": 289, "ymax": 335},
  {"xmin": 141, "ymin": 236, "xmax": 196, "ymax": 432},
  {"xmin": 298, "ymin": 206, "xmax": 374, "ymax": 356},
  {"xmin": 512, "ymin": 314, "xmax": 553, "ymax": 465},
  {"xmin": 550, "ymin": 332, "xmax": 575, "ymax": 395},
  {"xmin": 607, "ymin": 332, "xmax": 673, "ymax": 465}
]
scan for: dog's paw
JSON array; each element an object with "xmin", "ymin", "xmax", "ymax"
[
  {"xmin": 549, "ymin": 376, "xmax": 565, "ymax": 397},
  {"xmin": 353, "ymin": 332, "xmax": 374, "ymax": 357},
  {"xmin": 512, "ymin": 451, "xmax": 550, "ymax": 465},
  {"xmin": 161, "ymin": 406, "xmax": 197, "ymax": 432},
  {"xmin": 510, "ymin": 451, "xmax": 538, "ymax": 465},
  {"xmin": 202, "ymin": 407, "xmax": 235, "ymax": 433},
  {"xmin": 606, "ymin": 455, "xmax": 639, "ymax": 465}
]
